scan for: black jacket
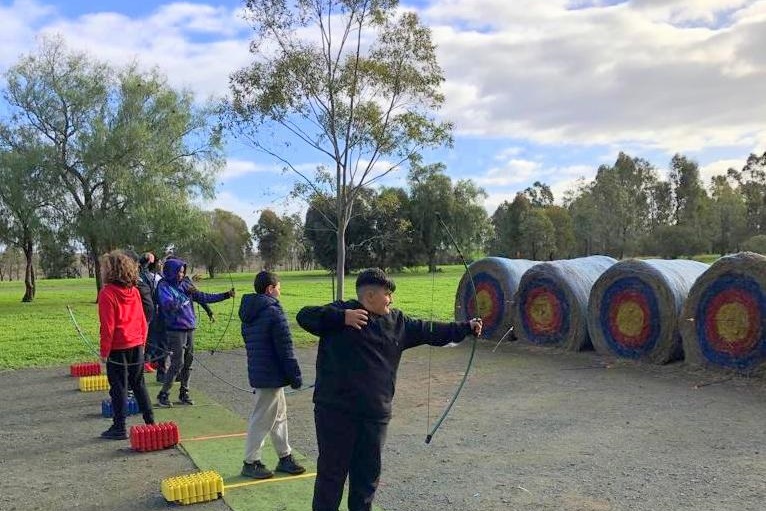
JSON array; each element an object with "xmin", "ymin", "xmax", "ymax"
[
  {"xmin": 240, "ymin": 293, "xmax": 302, "ymax": 389},
  {"xmin": 296, "ymin": 299, "xmax": 473, "ymax": 422},
  {"xmin": 136, "ymin": 280, "xmax": 154, "ymax": 324}
]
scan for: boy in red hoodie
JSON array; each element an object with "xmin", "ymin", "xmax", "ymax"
[{"xmin": 98, "ymin": 250, "xmax": 155, "ymax": 439}]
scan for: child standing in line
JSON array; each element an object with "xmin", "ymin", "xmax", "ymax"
[
  {"xmin": 155, "ymin": 257, "xmax": 235, "ymax": 407},
  {"xmin": 98, "ymin": 250, "xmax": 155, "ymax": 440},
  {"xmin": 240, "ymin": 271, "xmax": 305, "ymax": 479}
]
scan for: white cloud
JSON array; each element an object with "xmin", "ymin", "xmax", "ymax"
[
  {"xmin": 221, "ymin": 158, "xmax": 280, "ymax": 180},
  {"xmin": 483, "ymin": 191, "xmax": 512, "ymax": 215},
  {"xmin": 200, "ymin": 190, "xmax": 307, "ymax": 229},
  {"xmin": 420, "ymin": 0, "xmax": 766, "ymax": 153},
  {"xmin": 0, "ymin": 1, "xmax": 253, "ymax": 99},
  {"xmin": 494, "ymin": 146, "xmax": 524, "ymax": 160},
  {"xmin": 474, "ymin": 149, "xmax": 596, "ymax": 211},
  {"xmin": 632, "ymin": 0, "xmax": 752, "ymax": 25},
  {"xmin": 475, "ymin": 159, "xmax": 542, "ymax": 186},
  {"xmin": 200, "ymin": 191, "xmax": 259, "ymax": 228},
  {"xmin": 699, "ymin": 157, "xmax": 745, "ymax": 185}
]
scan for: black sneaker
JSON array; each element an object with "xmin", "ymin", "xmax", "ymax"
[
  {"xmin": 156, "ymin": 391, "xmax": 173, "ymax": 407},
  {"xmin": 101, "ymin": 425, "xmax": 128, "ymax": 440},
  {"xmin": 178, "ymin": 392, "xmax": 194, "ymax": 405},
  {"xmin": 241, "ymin": 460, "xmax": 274, "ymax": 479},
  {"xmin": 275, "ymin": 454, "xmax": 306, "ymax": 475}
]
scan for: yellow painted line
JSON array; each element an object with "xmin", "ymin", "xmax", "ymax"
[
  {"xmin": 224, "ymin": 472, "xmax": 317, "ymax": 490},
  {"xmin": 183, "ymin": 432, "xmax": 247, "ymax": 442}
]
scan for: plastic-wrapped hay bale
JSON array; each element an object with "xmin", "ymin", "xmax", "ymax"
[
  {"xmin": 514, "ymin": 255, "xmax": 617, "ymax": 350},
  {"xmin": 588, "ymin": 259, "xmax": 709, "ymax": 363},
  {"xmin": 454, "ymin": 257, "xmax": 538, "ymax": 342},
  {"xmin": 680, "ymin": 252, "xmax": 766, "ymax": 375}
]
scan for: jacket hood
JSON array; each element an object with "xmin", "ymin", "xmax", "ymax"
[
  {"xmin": 102, "ymin": 283, "xmax": 139, "ymax": 304},
  {"xmin": 239, "ymin": 293, "xmax": 278, "ymax": 323},
  {"xmin": 162, "ymin": 258, "xmax": 187, "ymax": 284}
]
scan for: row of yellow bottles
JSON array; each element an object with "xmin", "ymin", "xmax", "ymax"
[
  {"xmin": 161, "ymin": 470, "xmax": 224, "ymax": 505},
  {"xmin": 78, "ymin": 374, "xmax": 109, "ymax": 391}
]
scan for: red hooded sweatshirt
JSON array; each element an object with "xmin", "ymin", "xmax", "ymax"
[{"xmin": 98, "ymin": 283, "xmax": 148, "ymax": 358}]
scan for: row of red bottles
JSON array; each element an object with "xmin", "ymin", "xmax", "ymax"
[
  {"xmin": 70, "ymin": 362, "xmax": 101, "ymax": 377},
  {"xmin": 130, "ymin": 422, "xmax": 180, "ymax": 452}
]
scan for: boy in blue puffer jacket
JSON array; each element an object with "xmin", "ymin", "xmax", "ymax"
[
  {"xmin": 239, "ymin": 271, "xmax": 305, "ymax": 479},
  {"xmin": 155, "ymin": 257, "xmax": 235, "ymax": 407}
]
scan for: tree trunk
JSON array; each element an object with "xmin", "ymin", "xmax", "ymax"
[
  {"xmin": 88, "ymin": 237, "xmax": 104, "ymax": 298},
  {"xmin": 22, "ymin": 240, "xmax": 35, "ymax": 302},
  {"xmin": 336, "ymin": 225, "xmax": 346, "ymax": 300},
  {"xmin": 427, "ymin": 249, "xmax": 437, "ymax": 273},
  {"xmin": 336, "ymin": 178, "xmax": 348, "ymax": 300}
]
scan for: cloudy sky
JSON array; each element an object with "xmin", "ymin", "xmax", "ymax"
[{"xmin": 1, "ymin": 0, "xmax": 764, "ymax": 227}]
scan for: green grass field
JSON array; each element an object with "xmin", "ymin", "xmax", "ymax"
[{"xmin": 0, "ymin": 267, "xmax": 465, "ymax": 369}]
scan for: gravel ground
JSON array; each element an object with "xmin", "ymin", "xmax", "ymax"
[
  {"xmin": 3, "ymin": 341, "xmax": 765, "ymax": 511},
  {"xmin": 0, "ymin": 367, "xmax": 228, "ymax": 511},
  {"xmin": 195, "ymin": 341, "xmax": 766, "ymax": 511}
]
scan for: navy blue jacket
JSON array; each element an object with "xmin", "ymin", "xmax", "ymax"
[
  {"xmin": 297, "ymin": 299, "xmax": 473, "ymax": 422},
  {"xmin": 240, "ymin": 293, "xmax": 302, "ymax": 389}
]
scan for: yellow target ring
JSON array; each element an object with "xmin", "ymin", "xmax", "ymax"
[
  {"xmin": 530, "ymin": 295, "xmax": 555, "ymax": 330},
  {"xmin": 475, "ymin": 289, "xmax": 492, "ymax": 318},
  {"xmin": 714, "ymin": 302, "xmax": 750, "ymax": 343},
  {"xmin": 615, "ymin": 301, "xmax": 645, "ymax": 338}
]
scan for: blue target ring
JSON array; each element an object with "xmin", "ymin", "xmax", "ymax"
[
  {"xmin": 599, "ymin": 276, "xmax": 660, "ymax": 358},
  {"xmin": 695, "ymin": 273, "xmax": 766, "ymax": 371}
]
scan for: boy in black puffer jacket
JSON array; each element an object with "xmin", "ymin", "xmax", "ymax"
[{"xmin": 239, "ymin": 271, "xmax": 305, "ymax": 480}]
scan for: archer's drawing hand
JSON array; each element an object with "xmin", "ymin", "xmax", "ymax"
[
  {"xmin": 345, "ymin": 309, "xmax": 368, "ymax": 330},
  {"xmin": 469, "ymin": 318, "xmax": 483, "ymax": 337}
]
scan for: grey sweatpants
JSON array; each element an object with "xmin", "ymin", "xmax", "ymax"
[{"xmin": 244, "ymin": 387, "xmax": 291, "ymax": 463}]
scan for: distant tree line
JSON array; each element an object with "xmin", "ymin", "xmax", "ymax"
[
  {"xmin": 562, "ymin": 152, "xmax": 765, "ymax": 259},
  {"xmin": 249, "ymin": 150, "xmax": 766, "ymax": 273}
]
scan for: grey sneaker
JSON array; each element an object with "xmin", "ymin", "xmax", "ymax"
[
  {"xmin": 241, "ymin": 460, "xmax": 273, "ymax": 479},
  {"xmin": 275, "ymin": 454, "xmax": 306, "ymax": 475},
  {"xmin": 156, "ymin": 391, "xmax": 173, "ymax": 407}
]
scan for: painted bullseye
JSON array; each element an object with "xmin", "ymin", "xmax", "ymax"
[
  {"xmin": 475, "ymin": 289, "xmax": 493, "ymax": 318},
  {"xmin": 608, "ymin": 290, "xmax": 651, "ymax": 348},
  {"xmin": 696, "ymin": 273, "xmax": 765, "ymax": 369},
  {"xmin": 600, "ymin": 277, "xmax": 659, "ymax": 357},
  {"xmin": 519, "ymin": 278, "xmax": 569, "ymax": 344},
  {"xmin": 702, "ymin": 287, "xmax": 760, "ymax": 357},
  {"xmin": 462, "ymin": 273, "xmax": 503, "ymax": 337},
  {"xmin": 615, "ymin": 300, "xmax": 645, "ymax": 338},
  {"xmin": 714, "ymin": 302, "xmax": 749, "ymax": 343},
  {"xmin": 528, "ymin": 291, "xmax": 559, "ymax": 333}
]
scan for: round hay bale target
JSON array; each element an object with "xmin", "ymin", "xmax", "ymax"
[
  {"xmin": 453, "ymin": 257, "xmax": 537, "ymax": 342},
  {"xmin": 514, "ymin": 256, "xmax": 617, "ymax": 350},
  {"xmin": 588, "ymin": 259, "xmax": 709, "ymax": 363},
  {"xmin": 680, "ymin": 252, "xmax": 766, "ymax": 375}
]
